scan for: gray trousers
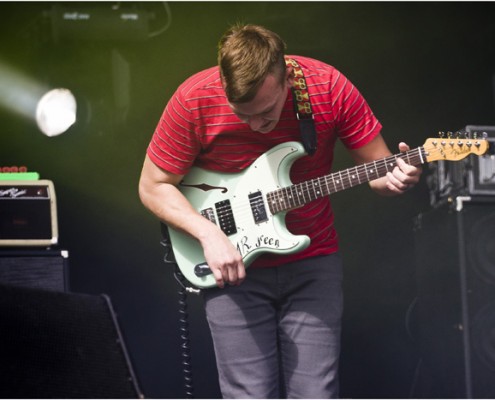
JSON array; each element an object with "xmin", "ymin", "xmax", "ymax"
[{"xmin": 203, "ymin": 253, "xmax": 343, "ymax": 398}]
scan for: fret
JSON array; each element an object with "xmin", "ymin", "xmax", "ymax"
[
  {"xmin": 292, "ymin": 184, "xmax": 303, "ymax": 207},
  {"xmin": 358, "ymin": 165, "xmax": 367, "ymax": 183},
  {"xmin": 305, "ymin": 181, "xmax": 312, "ymax": 202},
  {"xmin": 346, "ymin": 169, "xmax": 352, "ymax": 188},
  {"xmin": 312, "ymin": 179, "xmax": 322, "ymax": 199},
  {"xmin": 316, "ymin": 180, "xmax": 322, "ymax": 196},
  {"xmin": 318, "ymin": 178, "xmax": 326, "ymax": 197},
  {"xmin": 389, "ymin": 156, "xmax": 397, "ymax": 170},
  {"xmin": 418, "ymin": 147, "xmax": 425, "ymax": 164},
  {"xmin": 289, "ymin": 185, "xmax": 295, "ymax": 205},
  {"xmin": 277, "ymin": 190, "xmax": 286, "ymax": 211},
  {"xmin": 269, "ymin": 192, "xmax": 277, "ymax": 214},
  {"xmin": 337, "ymin": 171, "xmax": 344, "ymax": 191},
  {"xmin": 289, "ymin": 186, "xmax": 298, "ymax": 208},
  {"xmin": 297, "ymin": 183, "xmax": 307, "ymax": 203},
  {"xmin": 323, "ymin": 176, "xmax": 332, "ymax": 196},
  {"xmin": 343, "ymin": 170, "xmax": 351, "ymax": 189},
  {"xmin": 385, "ymin": 156, "xmax": 396, "ymax": 172},
  {"xmin": 348, "ymin": 166, "xmax": 360, "ymax": 186},
  {"xmin": 373, "ymin": 160, "xmax": 379, "ymax": 179},
  {"xmin": 281, "ymin": 189, "xmax": 289, "ymax": 208},
  {"xmin": 356, "ymin": 166, "xmax": 362, "ymax": 185},
  {"xmin": 281, "ymin": 186, "xmax": 292, "ymax": 209},
  {"xmin": 285, "ymin": 185, "xmax": 296, "ymax": 208},
  {"xmin": 364, "ymin": 164, "xmax": 370, "ymax": 181},
  {"xmin": 377, "ymin": 159, "xmax": 386, "ymax": 175},
  {"xmin": 330, "ymin": 173, "xmax": 338, "ymax": 193},
  {"xmin": 410, "ymin": 149, "xmax": 423, "ymax": 165},
  {"xmin": 378, "ymin": 158, "xmax": 385, "ymax": 174},
  {"xmin": 306, "ymin": 181, "xmax": 313, "ymax": 201},
  {"xmin": 270, "ymin": 191, "xmax": 282, "ymax": 214},
  {"xmin": 369, "ymin": 166, "xmax": 377, "ymax": 179}
]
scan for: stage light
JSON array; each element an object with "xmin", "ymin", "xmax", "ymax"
[
  {"xmin": 35, "ymin": 88, "xmax": 77, "ymax": 137},
  {"xmin": 0, "ymin": 61, "xmax": 79, "ymax": 136}
]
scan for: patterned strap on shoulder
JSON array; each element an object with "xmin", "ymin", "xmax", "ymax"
[{"xmin": 286, "ymin": 57, "xmax": 317, "ymax": 155}]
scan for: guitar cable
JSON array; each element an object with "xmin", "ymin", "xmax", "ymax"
[
  {"xmin": 174, "ymin": 266, "xmax": 195, "ymax": 399},
  {"xmin": 160, "ymin": 225, "xmax": 199, "ymax": 399}
]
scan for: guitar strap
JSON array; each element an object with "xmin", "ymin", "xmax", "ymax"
[{"xmin": 286, "ymin": 57, "xmax": 317, "ymax": 156}]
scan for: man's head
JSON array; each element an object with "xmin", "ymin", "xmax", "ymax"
[
  {"xmin": 218, "ymin": 24, "xmax": 293, "ymax": 133},
  {"xmin": 218, "ymin": 24, "xmax": 287, "ymax": 103}
]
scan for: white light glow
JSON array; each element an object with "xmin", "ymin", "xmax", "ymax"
[
  {"xmin": 0, "ymin": 61, "xmax": 47, "ymax": 118},
  {"xmin": 36, "ymin": 88, "xmax": 77, "ymax": 137}
]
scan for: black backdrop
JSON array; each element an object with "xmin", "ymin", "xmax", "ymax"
[{"xmin": 1, "ymin": 2, "xmax": 494, "ymax": 398}]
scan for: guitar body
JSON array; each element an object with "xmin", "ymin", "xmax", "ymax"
[{"xmin": 168, "ymin": 141, "xmax": 311, "ymax": 288}]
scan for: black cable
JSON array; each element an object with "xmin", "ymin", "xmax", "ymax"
[
  {"xmin": 160, "ymin": 225, "xmax": 196, "ymax": 399},
  {"xmin": 175, "ymin": 266, "xmax": 195, "ymax": 399}
]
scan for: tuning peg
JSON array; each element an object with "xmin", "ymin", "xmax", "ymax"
[
  {"xmin": 447, "ymin": 131, "xmax": 453, "ymax": 139},
  {"xmin": 482, "ymin": 131, "xmax": 488, "ymax": 139},
  {"xmin": 438, "ymin": 131, "xmax": 445, "ymax": 138}
]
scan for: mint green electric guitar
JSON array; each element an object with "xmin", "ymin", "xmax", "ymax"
[{"xmin": 168, "ymin": 137, "xmax": 488, "ymax": 288}]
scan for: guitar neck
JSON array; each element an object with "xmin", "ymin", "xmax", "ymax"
[{"xmin": 267, "ymin": 146, "xmax": 426, "ymax": 214}]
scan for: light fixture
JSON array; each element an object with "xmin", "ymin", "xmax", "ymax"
[{"xmin": 35, "ymin": 88, "xmax": 77, "ymax": 137}]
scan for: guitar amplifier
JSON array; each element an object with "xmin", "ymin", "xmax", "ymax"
[
  {"xmin": 427, "ymin": 125, "xmax": 495, "ymax": 206},
  {"xmin": 466, "ymin": 125, "xmax": 495, "ymax": 195},
  {"xmin": 0, "ymin": 180, "xmax": 59, "ymax": 247}
]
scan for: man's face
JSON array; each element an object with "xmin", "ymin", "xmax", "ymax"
[{"xmin": 229, "ymin": 67, "xmax": 293, "ymax": 134}]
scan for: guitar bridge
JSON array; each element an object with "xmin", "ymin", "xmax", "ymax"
[{"xmin": 200, "ymin": 208, "xmax": 217, "ymax": 224}]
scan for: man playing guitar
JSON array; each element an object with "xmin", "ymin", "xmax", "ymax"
[{"xmin": 139, "ymin": 24, "xmax": 422, "ymax": 398}]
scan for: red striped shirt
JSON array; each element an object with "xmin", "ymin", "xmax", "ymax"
[{"xmin": 147, "ymin": 56, "xmax": 382, "ymax": 268}]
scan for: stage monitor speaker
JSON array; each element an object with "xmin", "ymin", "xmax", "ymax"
[
  {"xmin": 0, "ymin": 249, "xmax": 69, "ymax": 292},
  {"xmin": 0, "ymin": 284, "xmax": 143, "ymax": 399},
  {"xmin": 414, "ymin": 196, "xmax": 495, "ymax": 398}
]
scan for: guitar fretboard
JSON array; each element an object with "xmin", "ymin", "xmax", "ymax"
[{"xmin": 266, "ymin": 146, "xmax": 426, "ymax": 214}]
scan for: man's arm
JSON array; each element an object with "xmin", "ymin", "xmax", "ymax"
[
  {"xmin": 138, "ymin": 155, "xmax": 245, "ymax": 288},
  {"xmin": 347, "ymin": 134, "xmax": 422, "ymax": 196}
]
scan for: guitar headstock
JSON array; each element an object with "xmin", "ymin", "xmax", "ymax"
[{"xmin": 423, "ymin": 132, "xmax": 489, "ymax": 162}]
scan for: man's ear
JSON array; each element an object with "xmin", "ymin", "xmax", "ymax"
[{"xmin": 285, "ymin": 65, "xmax": 294, "ymax": 88}]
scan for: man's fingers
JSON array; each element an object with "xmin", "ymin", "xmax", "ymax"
[{"xmin": 212, "ymin": 260, "xmax": 246, "ymax": 288}]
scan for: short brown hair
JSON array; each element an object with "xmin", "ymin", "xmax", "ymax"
[{"xmin": 218, "ymin": 24, "xmax": 287, "ymax": 103}]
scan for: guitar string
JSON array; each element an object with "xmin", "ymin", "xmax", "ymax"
[
  {"xmin": 269, "ymin": 141, "xmax": 485, "ymax": 213},
  {"xmin": 212, "ymin": 142, "xmax": 479, "ymax": 222},
  {"xmin": 269, "ymin": 147, "xmax": 425, "ymax": 213},
  {"xmin": 281, "ymin": 140, "xmax": 483, "ymax": 211},
  {"xmin": 214, "ymin": 147, "xmax": 425, "ymax": 220}
]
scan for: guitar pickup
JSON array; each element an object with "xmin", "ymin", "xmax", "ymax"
[
  {"xmin": 215, "ymin": 200, "xmax": 237, "ymax": 235},
  {"xmin": 249, "ymin": 191, "xmax": 268, "ymax": 224}
]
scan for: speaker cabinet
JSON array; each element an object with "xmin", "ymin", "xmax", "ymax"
[
  {"xmin": 414, "ymin": 197, "xmax": 495, "ymax": 398},
  {"xmin": 0, "ymin": 284, "xmax": 143, "ymax": 398},
  {"xmin": 0, "ymin": 249, "xmax": 69, "ymax": 291}
]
